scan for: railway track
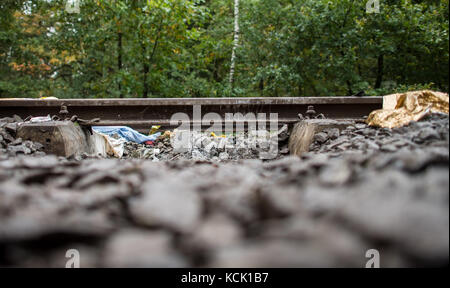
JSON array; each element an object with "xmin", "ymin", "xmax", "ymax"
[{"xmin": 0, "ymin": 97, "xmax": 382, "ymax": 132}]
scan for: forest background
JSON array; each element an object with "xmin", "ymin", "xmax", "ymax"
[{"xmin": 0, "ymin": 0, "xmax": 448, "ymax": 99}]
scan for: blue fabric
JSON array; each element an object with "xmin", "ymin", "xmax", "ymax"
[{"xmin": 92, "ymin": 126, "xmax": 161, "ymax": 144}]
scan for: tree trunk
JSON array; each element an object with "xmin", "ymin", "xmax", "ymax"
[
  {"xmin": 142, "ymin": 40, "xmax": 149, "ymax": 98},
  {"xmin": 118, "ymin": 32, "xmax": 123, "ymax": 98},
  {"xmin": 259, "ymin": 78, "xmax": 264, "ymax": 97},
  {"xmin": 375, "ymin": 54, "xmax": 384, "ymax": 89},
  {"xmin": 347, "ymin": 80, "xmax": 353, "ymax": 96},
  {"xmin": 142, "ymin": 19, "xmax": 163, "ymax": 98},
  {"xmin": 229, "ymin": 0, "xmax": 239, "ymax": 88}
]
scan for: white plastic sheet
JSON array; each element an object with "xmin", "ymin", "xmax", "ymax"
[{"xmin": 90, "ymin": 130, "xmax": 125, "ymax": 158}]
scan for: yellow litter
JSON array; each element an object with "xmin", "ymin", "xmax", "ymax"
[
  {"xmin": 159, "ymin": 130, "xmax": 173, "ymax": 139},
  {"xmin": 149, "ymin": 125, "xmax": 161, "ymax": 135},
  {"xmin": 39, "ymin": 96, "xmax": 59, "ymax": 100},
  {"xmin": 210, "ymin": 132, "xmax": 226, "ymax": 138},
  {"xmin": 366, "ymin": 90, "xmax": 449, "ymax": 129}
]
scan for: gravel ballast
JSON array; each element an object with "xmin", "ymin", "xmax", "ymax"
[{"xmin": 0, "ymin": 114, "xmax": 448, "ymax": 267}]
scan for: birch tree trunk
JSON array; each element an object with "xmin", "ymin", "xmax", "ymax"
[{"xmin": 229, "ymin": 0, "xmax": 239, "ymax": 87}]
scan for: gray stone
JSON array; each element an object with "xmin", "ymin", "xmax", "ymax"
[
  {"xmin": 185, "ymin": 213, "xmax": 242, "ymax": 252},
  {"xmin": 4, "ymin": 123, "xmax": 18, "ymax": 134},
  {"xmin": 365, "ymin": 140, "xmax": 380, "ymax": 150},
  {"xmin": 319, "ymin": 161, "xmax": 353, "ymax": 186},
  {"xmin": 104, "ymin": 230, "xmax": 187, "ymax": 267},
  {"xmin": 326, "ymin": 128, "xmax": 340, "ymax": 140},
  {"xmin": 277, "ymin": 124, "xmax": 289, "ymax": 141},
  {"xmin": 217, "ymin": 138, "xmax": 227, "ymax": 150},
  {"xmin": 10, "ymin": 138, "xmax": 23, "ymax": 146},
  {"xmin": 219, "ymin": 152, "xmax": 229, "ymax": 161},
  {"xmin": 191, "ymin": 149, "xmax": 206, "ymax": 160},
  {"xmin": 13, "ymin": 115, "xmax": 23, "ymax": 123},
  {"xmin": 204, "ymin": 142, "xmax": 218, "ymax": 153},
  {"xmin": 0, "ymin": 210, "xmax": 114, "ymax": 242},
  {"xmin": 346, "ymin": 126, "xmax": 356, "ymax": 131},
  {"xmin": 209, "ymin": 240, "xmax": 353, "ymax": 268},
  {"xmin": 0, "ymin": 130, "xmax": 14, "ymax": 143},
  {"xmin": 329, "ymin": 138, "xmax": 349, "ymax": 149},
  {"xmin": 7, "ymin": 145, "xmax": 31, "ymax": 155},
  {"xmin": 201, "ymin": 136, "xmax": 211, "ymax": 147},
  {"xmin": 338, "ymin": 191, "xmax": 449, "ymax": 264},
  {"xmin": 130, "ymin": 181, "xmax": 202, "ymax": 233},
  {"xmin": 416, "ymin": 127, "xmax": 440, "ymax": 143},
  {"xmin": 381, "ymin": 144, "xmax": 397, "ymax": 153},
  {"xmin": 314, "ymin": 132, "xmax": 329, "ymax": 144}
]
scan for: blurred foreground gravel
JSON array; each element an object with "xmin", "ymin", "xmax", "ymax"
[{"xmin": 0, "ymin": 114, "xmax": 448, "ymax": 267}]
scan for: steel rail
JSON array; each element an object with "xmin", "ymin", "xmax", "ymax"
[{"xmin": 0, "ymin": 97, "xmax": 383, "ymax": 132}]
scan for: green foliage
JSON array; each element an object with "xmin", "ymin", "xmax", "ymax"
[{"xmin": 0, "ymin": 0, "xmax": 448, "ymax": 98}]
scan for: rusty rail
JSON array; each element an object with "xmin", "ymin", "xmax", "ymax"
[{"xmin": 0, "ymin": 97, "xmax": 382, "ymax": 132}]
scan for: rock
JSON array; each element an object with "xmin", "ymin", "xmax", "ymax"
[
  {"xmin": 31, "ymin": 142, "xmax": 44, "ymax": 151},
  {"xmin": 277, "ymin": 124, "xmax": 289, "ymax": 142},
  {"xmin": 260, "ymin": 216, "xmax": 371, "ymax": 266},
  {"xmin": 7, "ymin": 145, "xmax": 31, "ymax": 155},
  {"xmin": 0, "ymin": 210, "xmax": 114, "ymax": 242},
  {"xmin": 365, "ymin": 140, "xmax": 380, "ymax": 150},
  {"xmin": 326, "ymin": 128, "xmax": 340, "ymax": 140},
  {"xmin": 306, "ymin": 153, "xmax": 329, "ymax": 168},
  {"xmin": 219, "ymin": 152, "xmax": 229, "ymax": 161},
  {"xmin": 314, "ymin": 132, "xmax": 328, "ymax": 144},
  {"xmin": 209, "ymin": 240, "xmax": 352, "ymax": 268},
  {"xmin": 130, "ymin": 181, "xmax": 202, "ymax": 233},
  {"xmin": 10, "ymin": 138, "xmax": 22, "ymax": 146},
  {"xmin": 346, "ymin": 125, "xmax": 356, "ymax": 131},
  {"xmin": 13, "ymin": 115, "xmax": 23, "ymax": 123},
  {"xmin": 416, "ymin": 127, "xmax": 440, "ymax": 143},
  {"xmin": 279, "ymin": 146, "xmax": 289, "ymax": 154},
  {"xmin": 362, "ymin": 129, "xmax": 374, "ymax": 136},
  {"xmin": 217, "ymin": 138, "xmax": 227, "ymax": 150},
  {"xmin": 338, "ymin": 188, "xmax": 449, "ymax": 264},
  {"xmin": 201, "ymin": 136, "xmax": 211, "ymax": 147},
  {"xmin": 381, "ymin": 144, "xmax": 397, "ymax": 153},
  {"xmin": 4, "ymin": 123, "xmax": 18, "ymax": 134},
  {"xmin": 19, "ymin": 155, "xmax": 59, "ymax": 168},
  {"xmin": 204, "ymin": 142, "xmax": 217, "ymax": 153},
  {"xmin": 194, "ymin": 137, "xmax": 203, "ymax": 148},
  {"xmin": 319, "ymin": 160, "xmax": 353, "ymax": 186},
  {"xmin": 336, "ymin": 142, "xmax": 352, "ymax": 151},
  {"xmin": 259, "ymin": 186, "xmax": 302, "ymax": 217},
  {"xmin": 0, "ymin": 117, "xmax": 15, "ymax": 124},
  {"xmin": 184, "ymin": 213, "xmax": 242, "ymax": 252},
  {"xmin": 391, "ymin": 139, "xmax": 408, "ymax": 148},
  {"xmin": 191, "ymin": 149, "xmax": 206, "ymax": 160},
  {"xmin": 104, "ymin": 230, "xmax": 187, "ymax": 267},
  {"xmin": 0, "ymin": 130, "xmax": 14, "ymax": 143},
  {"xmin": 329, "ymin": 138, "xmax": 349, "ymax": 149}
]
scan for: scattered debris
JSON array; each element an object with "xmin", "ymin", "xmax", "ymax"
[
  {"xmin": 92, "ymin": 126, "xmax": 161, "ymax": 144},
  {"xmin": 122, "ymin": 128, "xmax": 288, "ymax": 161}
]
